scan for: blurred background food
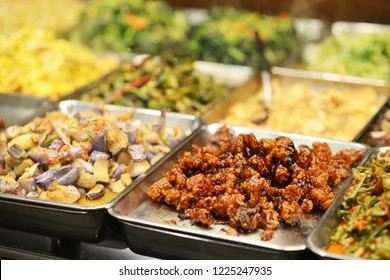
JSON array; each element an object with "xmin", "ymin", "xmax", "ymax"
[
  {"xmin": 67, "ymin": 0, "xmax": 189, "ymax": 56},
  {"xmin": 206, "ymin": 77, "xmax": 388, "ymax": 141},
  {"xmin": 186, "ymin": 6, "xmax": 297, "ymax": 67},
  {"xmin": 0, "ymin": 28, "xmax": 117, "ymax": 100},
  {"xmin": 302, "ymin": 32, "xmax": 390, "ymax": 80},
  {"xmin": 77, "ymin": 56, "xmax": 231, "ymax": 115},
  {"xmin": 0, "ymin": 0, "xmax": 84, "ymax": 36}
]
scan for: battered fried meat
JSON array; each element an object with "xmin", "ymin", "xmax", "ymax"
[{"xmin": 148, "ymin": 127, "xmax": 364, "ymax": 241}]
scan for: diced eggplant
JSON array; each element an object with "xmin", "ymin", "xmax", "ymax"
[
  {"xmin": 7, "ymin": 133, "xmax": 40, "ymax": 150},
  {"xmin": 90, "ymin": 150, "xmax": 110, "ymax": 164},
  {"xmin": 92, "ymin": 128, "xmax": 108, "ymax": 152},
  {"xmin": 76, "ymin": 168, "xmax": 97, "ymax": 189},
  {"xmin": 129, "ymin": 145, "xmax": 147, "ymax": 162},
  {"xmin": 116, "ymin": 149, "xmax": 133, "ymax": 165},
  {"xmin": 5, "ymin": 123, "xmax": 34, "ymax": 139},
  {"xmin": 34, "ymin": 166, "xmax": 72, "ymax": 189},
  {"xmin": 93, "ymin": 158, "xmax": 110, "ymax": 183},
  {"xmin": 106, "ymin": 123, "xmax": 128, "ymax": 155},
  {"xmin": 112, "ymin": 163, "xmax": 127, "ymax": 180},
  {"xmin": 51, "ymin": 121, "xmax": 71, "ymax": 145},
  {"xmin": 142, "ymin": 130, "xmax": 160, "ymax": 144},
  {"xmin": 38, "ymin": 128, "xmax": 54, "ymax": 147},
  {"xmin": 120, "ymin": 173, "xmax": 132, "ymax": 186},
  {"xmin": 19, "ymin": 177, "xmax": 37, "ymax": 193},
  {"xmin": 13, "ymin": 159, "xmax": 34, "ymax": 176},
  {"xmin": 108, "ymin": 174, "xmax": 132, "ymax": 193},
  {"xmin": 0, "ymin": 174, "xmax": 21, "ymax": 194},
  {"xmin": 57, "ymin": 167, "xmax": 80, "ymax": 186},
  {"xmin": 126, "ymin": 132, "xmax": 137, "ymax": 144},
  {"xmin": 7, "ymin": 144, "xmax": 27, "ymax": 160},
  {"xmin": 4, "ymin": 153, "xmax": 21, "ymax": 169},
  {"xmin": 40, "ymin": 181, "xmax": 81, "ymax": 204},
  {"xmin": 85, "ymin": 184, "xmax": 105, "ymax": 200},
  {"xmin": 108, "ymin": 180, "xmax": 125, "ymax": 193},
  {"xmin": 71, "ymin": 158, "xmax": 94, "ymax": 173},
  {"xmin": 149, "ymin": 153, "xmax": 164, "ymax": 165},
  {"xmin": 126, "ymin": 159, "xmax": 151, "ymax": 178},
  {"xmin": 48, "ymin": 139, "xmax": 64, "ymax": 151},
  {"xmin": 28, "ymin": 146, "xmax": 59, "ymax": 165}
]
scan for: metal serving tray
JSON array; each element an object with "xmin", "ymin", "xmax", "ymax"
[
  {"xmin": 108, "ymin": 123, "xmax": 370, "ymax": 259},
  {"xmin": 0, "ymin": 93, "xmax": 54, "ymax": 126},
  {"xmin": 306, "ymin": 146, "xmax": 388, "ymax": 260},
  {"xmin": 202, "ymin": 67, "xmax": 389, "ymax": 143},
  {"xmin": 0, "ymin": 226, "xmax": 155, "ymax": 260},
  {"xmin": 0, "ymin": 100, "xmax": 202, "ymax": 242}
]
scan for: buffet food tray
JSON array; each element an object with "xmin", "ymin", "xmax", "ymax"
[
  {"xmin": 0, "ymin": 226, "xmax": 155, "ymax": 260},
  {"xmin": 0, "ymin": 93, "xmax": 54, "ymax": 126},
  {"xmin": 299, "ymin": 21, "xmax": 390, "ymax": 84},
  {"xmin": 108, "ymin": 123, "xmax": 370, "ymax": 259},
  {"xmin": 306, "ymin": 146, "xmax": 389, "ymax": 260},
  {"xmin": 63, "ymin": 58, "xmax": 254, "ymax": 104},
  {"xmin": 0, "ymin": 100, "xmax": 202, "ymax": 242},
  {"xmin": 202, "ymin": 67, "xmax": 389, "ymax": 143}
]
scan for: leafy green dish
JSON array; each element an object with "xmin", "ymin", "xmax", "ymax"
[
  {"xmin": 68, "ymin": 0, "xmax": 189, "ymax": 56},
  {"xmin": 187, "ymin": 6, "xmax": 297, "ymax": 67},
  {"xmin": 304, "ymin": 32, "xmax": 390, "ymax": 81}
]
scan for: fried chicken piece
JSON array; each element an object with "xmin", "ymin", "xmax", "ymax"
[{"xmin": 148, "ymin": 127, "xmax": 364, "ymax": 241}]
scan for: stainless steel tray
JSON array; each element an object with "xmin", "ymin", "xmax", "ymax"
[
  {"xmin": 0, "ymin": 100, "xmax": 202, "ymax": 242},
  {"xmin": 202, "ymin": 67, "xmax": 389, "ymax": 142},
  {"xmin": 0, "ymin": 93, "xmax": 54, "ymax": 126},
  {"xmin": 0, "ymin": 226, "xmax": 155, "ymax": 260},
  {"xmin": 108, "ymin": 123, "xmax": 370, "ymax": 259},
  {"xmin": 306, "ymin": 146, "xmax": 389, "ymax": 260}
]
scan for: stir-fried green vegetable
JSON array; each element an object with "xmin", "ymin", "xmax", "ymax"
[
  {"xmin": 79, "ymin": 56, "xmax": 231, "ymax": 115},
  {"xmin": 67, "ymin": 0, "xmax": 189, "ymax": 56},
  {"xmin": 187, "ymin": 6, "xmax": 297, "ymax": 67},
  {"xmin": 328, "ymin": 151, "xmax": 390, "ymax": 259}
]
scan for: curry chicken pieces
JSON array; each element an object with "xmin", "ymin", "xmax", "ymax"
[{"xmin": 148, "ymin": 126, "xmax": 365, "ymax": 241}]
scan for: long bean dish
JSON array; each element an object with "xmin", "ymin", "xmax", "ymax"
[
  {"xmin": 327, "ymin": 150, "xmax": 390, "ymax": 259},
  {"xmin": 148, "ymin": 126, "xmax": 364, "ymax": 241},
  {"xmin": 0, "ymin": 108, "xmax": 188, "ymax": 206},
  {"xmin": 79, "ymin": 56, "xmax": 231, "ymax": 115}
]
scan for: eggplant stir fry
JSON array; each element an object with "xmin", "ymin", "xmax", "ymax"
[
  {"xmin": 327, "ymin": 150, "xmax": 390, "ymax": 259},
  {"xmin": 79, "ymin": 56, "xmax": 231, "ymax": 115},
  {"xmin": 0, "ymin": 108, "xmax": 188, "ymax": 206}
]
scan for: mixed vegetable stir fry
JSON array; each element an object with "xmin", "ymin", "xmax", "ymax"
[
  {"xmin": 187, "ymin": 6, "xmax": 297, "ymax": 67},
  {"xmin": 327, "ymin": 150, "xmax": 390, "ymax": 259},
  {"xmin": 79, "ymin": 56, "xmax": 231, "ymax": 115},
  {"xmin": 0, "ymin": 108, "xmax": 188, "ymax": 206}
]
